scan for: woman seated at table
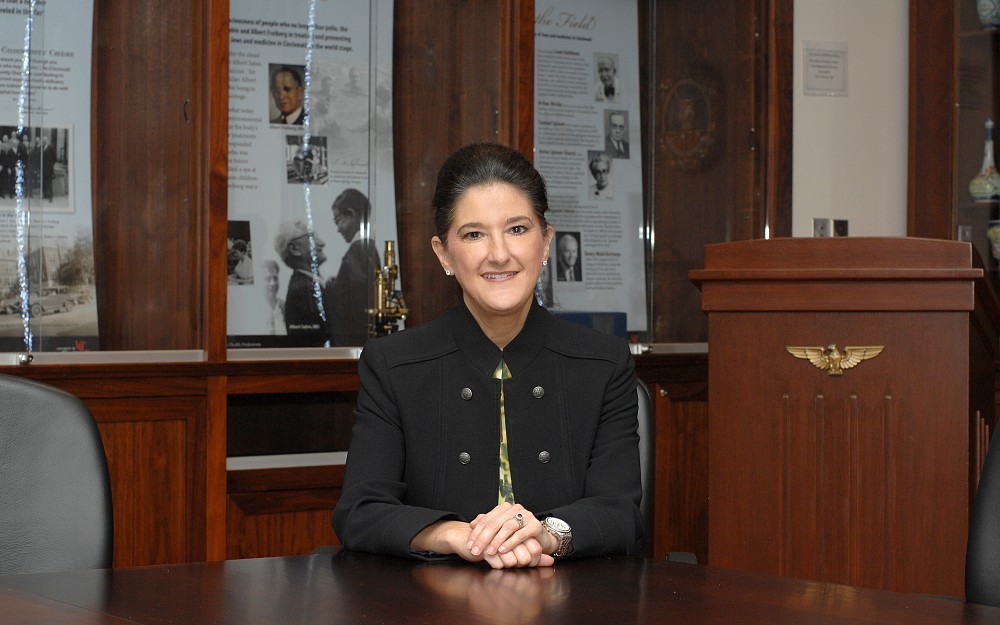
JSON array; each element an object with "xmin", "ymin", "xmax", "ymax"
[{"xmin": 332, "ymin": 143, "xmax": 643, "ymax": 569}]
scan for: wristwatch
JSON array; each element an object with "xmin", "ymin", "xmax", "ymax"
[{"xmin": 542, "ymin": 516, "xmax": 573, "ymax": 557}]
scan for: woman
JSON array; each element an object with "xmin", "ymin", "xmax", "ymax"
[{"xmin": 333, "ymin": 143, "xmax": 642, "ymax": 568}]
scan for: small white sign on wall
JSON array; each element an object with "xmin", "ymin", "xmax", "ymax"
[{"xmin": 803, "ymin": 41, "xmax": 848, "ymax": 96}]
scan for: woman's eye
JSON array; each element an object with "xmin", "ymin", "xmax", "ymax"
[
  {"xmin": 510, "ymin": 225, "xmax": 527, "ymax": 235},
  {"xmin": 462, "ymin": 231, "xmax": 483, "ymax": 240}
]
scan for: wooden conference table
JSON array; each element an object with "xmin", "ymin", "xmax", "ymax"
[{"xmin": 1, "ymin": 550, "xmax": 998, "ymax": 625}]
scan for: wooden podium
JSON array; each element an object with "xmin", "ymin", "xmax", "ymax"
[{"xmin": 690, "ymin": 237, "xmax": 1000, "ymax": 597}]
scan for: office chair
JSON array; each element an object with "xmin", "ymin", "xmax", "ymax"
[
  {"xmin": 966, "ymin": 439, "xmax": 1000, "ymax": 607},
  {"xmin": 0, "ymin": 374, "xmax": 114, "ymax": 574},
  {"xmin": 637, "ymin": 380, "xmax": 698, "ymax": 565},
  {"xmin": 636, "ymin": 379, "xmax": 654, "ymax": 539}
]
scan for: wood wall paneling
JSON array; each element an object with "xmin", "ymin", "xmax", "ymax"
[
  {"xmin": 650, "ymin": 380, "xmax": 708, "ymax": 563},
  {"xmin": 513, "ymin": 0, "xmax": 535, "ymax": 157},
  {"xmin": 205, "ymin": 0, "xmax": 231, "ymax": 362},
  {"xmin": 907, "ymin": 0, "xmax": 959, "ymax": 240},
  {"xmin": 91, "ymin": 0, "xmax": 205, "ymax": 351},
  {"xmin": 89, "ymin": 394, "xmax": 208, "ymax": 568},
  {"xmin": 645, "ymin": 0, "xmax": 789, "ymax": 343},
  {"xmin": 205, "ymin": 375, "xmax": 228, "ymax": 561},
  {"xmin": 227, "ymin": 501, "xmax": 339, "ymax": 559},
  {"xmin": 393, "ymin": 0, "xmax": 531, "ymax": 328},
  {"xmin": 762, "ymin": 0, "xmax": 794, "ymax": 237},
  {"xmin": 226, "ymin": 465, "xmax": 344, "ymax": 559}
]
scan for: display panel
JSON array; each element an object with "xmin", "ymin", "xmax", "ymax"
[
  {"xmin": 226, "ymin": 0, "xmax": 398, "ymax": 351},
  {"xmin": 0, "ymin": 0, "xmax": 98, "ymax": 354}
]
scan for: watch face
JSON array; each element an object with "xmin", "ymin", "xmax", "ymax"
[{"xmin": 546, "ymin": 517, "xmax": 570, "ymax": 532}]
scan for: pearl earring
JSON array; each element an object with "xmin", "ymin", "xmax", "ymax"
[
  {"xmin": 542, "ymin": 260, "xmax": 548, "ymax": 266},
  {"xmin": 445, "ymin": 269, "xmax": 452, "ymax": 276}
]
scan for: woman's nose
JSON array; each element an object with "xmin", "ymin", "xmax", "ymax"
[{"xmin": 487, "ymin": 237, "xmax": 510, "ymax": 263}]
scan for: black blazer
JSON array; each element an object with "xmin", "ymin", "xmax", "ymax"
[{"xmin": 333, "ymin": 301, "xmax": 643, "ymax": 559}]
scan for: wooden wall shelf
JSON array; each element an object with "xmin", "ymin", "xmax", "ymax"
[{"xmin": 0, "ymin": 348, "xmax": 709, "ymax": 565}]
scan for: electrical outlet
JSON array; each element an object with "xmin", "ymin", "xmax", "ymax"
[
  {"xmin": 958, "ymin": 225, "xmax": 973, "ymax": 241},
  {"xmin": 833, "ymin": 220, "xmax": 849, "ymax": 237},
  {"xmin": 813, "ymin": 218, "xmax": 833, "ymax": 237}
]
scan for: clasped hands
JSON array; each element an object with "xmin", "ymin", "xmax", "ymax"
[{"xmin": 413, "ymin": 502, "xmax": 559, "ymax": 569}]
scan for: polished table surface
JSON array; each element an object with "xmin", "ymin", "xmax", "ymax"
[{"xmin": 1, "ymin": 550, "xmax": 998, "ymax": 625}]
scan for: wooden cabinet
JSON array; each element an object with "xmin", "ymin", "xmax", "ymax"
[
  {"xmin": 226, "ymin": 465, "xmax": 344, "ymax": 560},
  {"xmin": 223, "ymin": 365, "xmax": 359, "ymax": 559},
  {"xmin": 691, "ymin": 237, "xmax": 1000, "ymax": 597},
  {"xmin": 647, "ymin": 376, "xmax": 708, "ymax": 563},
  {"xmin": 94, "ymin": 395, "xmax": 208, "ymax": 567}
]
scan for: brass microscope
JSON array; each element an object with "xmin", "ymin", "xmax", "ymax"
[{"xmin": 367, "ymin": 240, "xmax": 409, "ymax": 337}]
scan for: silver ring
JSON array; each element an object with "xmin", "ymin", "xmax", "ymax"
[{"xmin": 513, "ymin": 513, "xmax": 524, "ymax": 529}]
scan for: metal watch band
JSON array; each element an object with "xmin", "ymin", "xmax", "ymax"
[{"xmin": 543, "ymin": 517, "xmax": 573, "ymax": 557}]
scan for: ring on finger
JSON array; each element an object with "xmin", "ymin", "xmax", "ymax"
[{"xmin": 513, "ymin": 512, "xmax": 524, "ymax": 529}]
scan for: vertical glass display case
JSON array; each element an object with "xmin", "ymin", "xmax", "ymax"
[
  {"xmin": 910, "ymin": 0, "xmax": 1000, "ymax": 279},
  {"xmin": 0, "ymin": 6, "xmax": 102, "ymax": 357},
  {"xmin": 956, "ymin": 3, "xmax": 1000, "ymax": 272}
]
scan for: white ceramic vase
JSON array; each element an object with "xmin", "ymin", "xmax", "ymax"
[
  {"xmin": 969, "ymin": 118, "xmax": 1000, "ymax": 201},
  {"xmin": 979, "ymin": 0, "xmax": 1000, "ymax": 29}
]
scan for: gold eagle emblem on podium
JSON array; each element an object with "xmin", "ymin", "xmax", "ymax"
[{"xmin": 785, "ymin": 344, "xmax": 884, "ymax": 376}]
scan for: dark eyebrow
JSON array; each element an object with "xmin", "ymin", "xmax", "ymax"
[{"xmin": 455, "ymin": 215, "xmax": 533, "ymax": 232}]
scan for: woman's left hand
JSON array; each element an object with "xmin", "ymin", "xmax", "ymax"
[{"xmin": 467, "ymin": 503, "xmax": 558, "ymax": 568}]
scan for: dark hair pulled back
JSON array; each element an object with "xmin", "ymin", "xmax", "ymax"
[{"xmin": 432, "ymin": 143, "xmax": 549, "ymax": 241}]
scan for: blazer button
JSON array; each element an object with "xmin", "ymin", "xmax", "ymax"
[
  {"xmin": 538, "ymin": 450, "xmax": 551, "ymax": 463},
  {"xmin": 531, "ymin": 386, "xmax": 545, "ymax": 398},
  {"xmin": 461, "ymin": 387, "xmax": 473, "ymax": 400},
  {"xmin": 459, "ymin": 452, "xmax": 472, "ymax": 465}
]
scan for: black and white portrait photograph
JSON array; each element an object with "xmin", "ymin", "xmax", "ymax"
[
  {"xmin": 0, "ymin": 126, "xmax": 73, "ymax": 212},
  {"xmin": 604, "ymin": 110, "xmax": 630, "ymax": 159},
  {"xmin": 227, "ymin": 220, "xmax": 254, "ymax": 286},
  {"xmin": 286, "ymin": 134, "xmax": 329, "ymax": 185},
  {"xmin": 593, "ymin": 53, "xmax": 620, "ymax": 103},
  {"xmin": 268, "ymin": 64, "xmax": 308, "ymax": 125},
  {"xmin": 555, "ymin": 231, "xmax": 582, "ymax": 282},
  {"xmin": 586, "ymin": 150, "xmax": 613, "ymax": 200}
]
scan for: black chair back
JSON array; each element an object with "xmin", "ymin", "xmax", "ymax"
[
  {"xmin": 966, "ymin": 439, "xmax": 1000, "ymax": 607},
  {"xmin": 636, "ymin": 379, "xmax": 654, "ymax": 541},
  {"xmin": 0, "ymin": 374, "xmax": 113, "ymax": 574}
]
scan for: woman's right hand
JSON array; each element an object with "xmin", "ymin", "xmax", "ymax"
[
  {"xmin": 468, "ymin": 503, "xmax": 557, "ymax": 569},
  {"xmin": 410, "ymin": 517, "xmax": 554, "ymax": 569},
  {"xmin": 480, "ymin": 536, "xmax": 554, "ymax": 569},
  {"xmin": 410, "ymin": 520, "xmax": 473, "ymax": 557}
]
